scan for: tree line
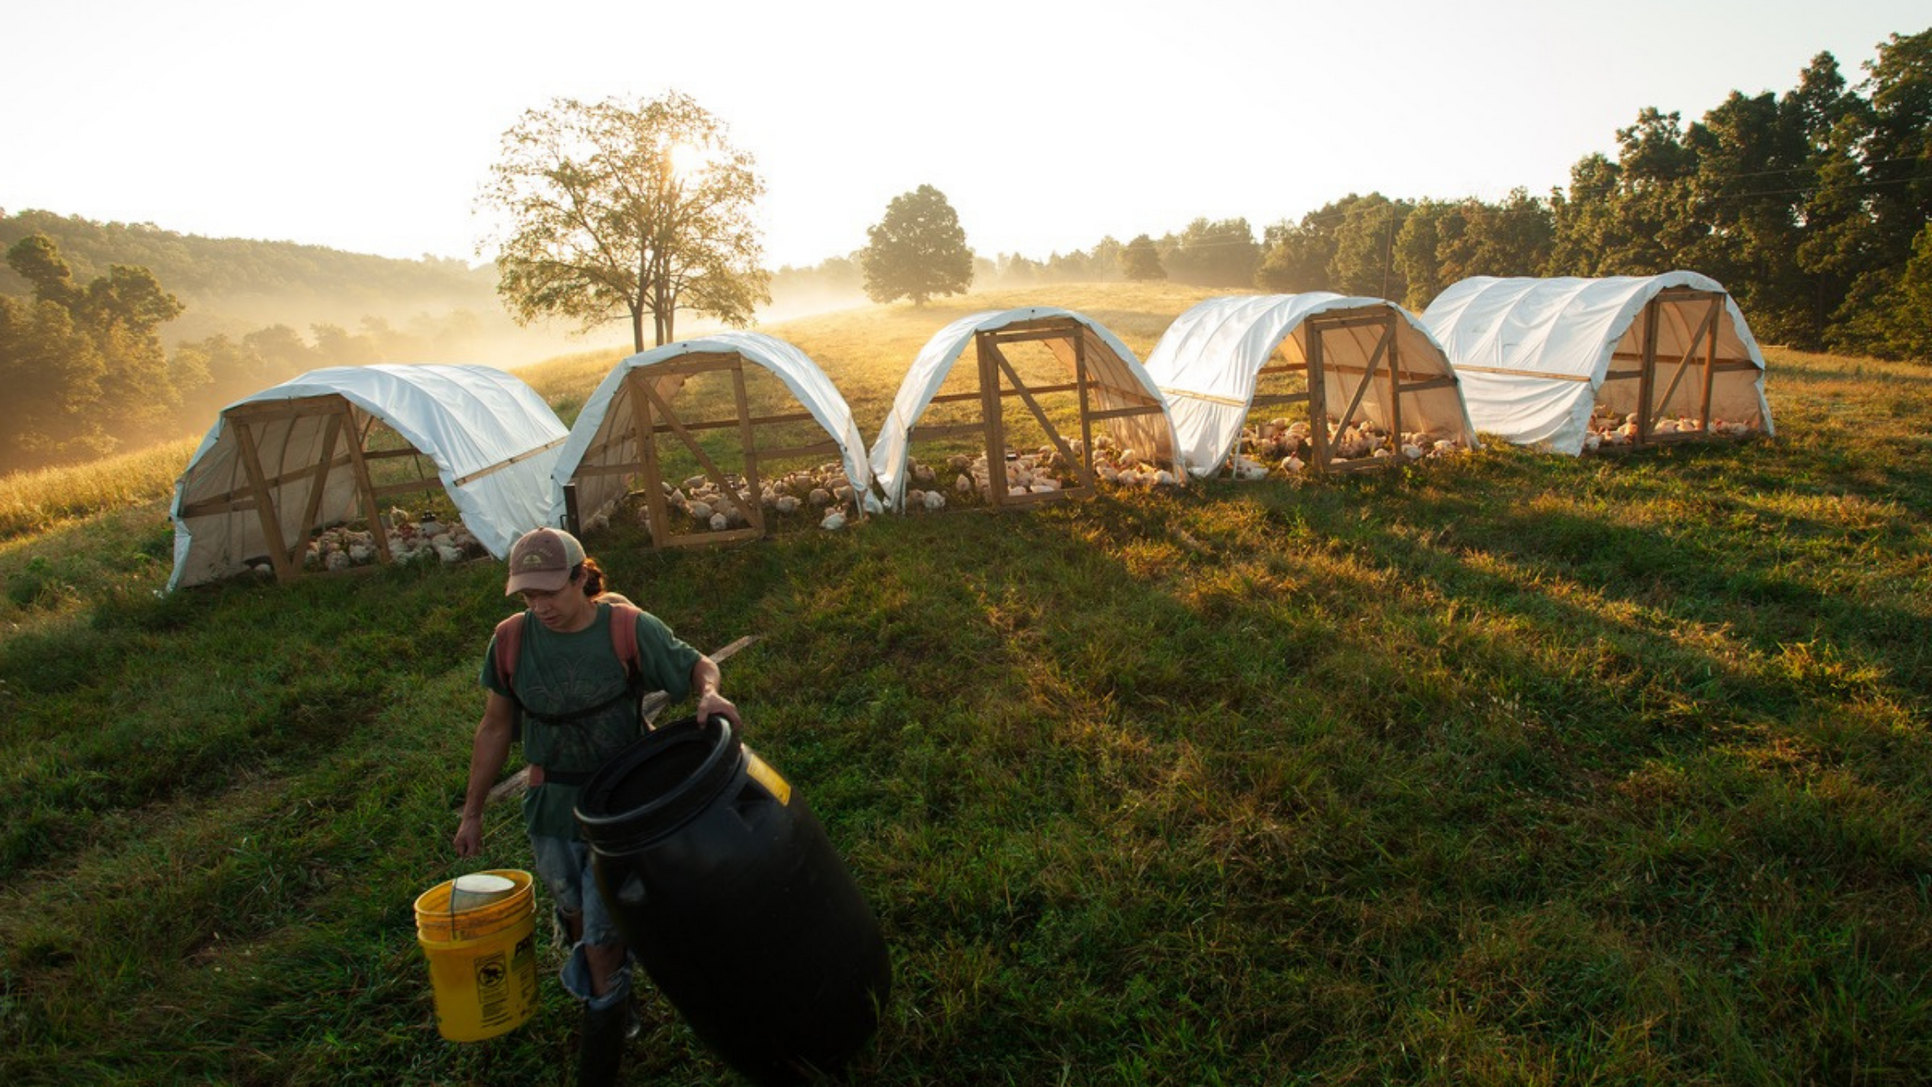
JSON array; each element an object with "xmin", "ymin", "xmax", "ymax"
[{"xmin": 934, "ymin": 28, "xmax": 1932, "ymax": 362}]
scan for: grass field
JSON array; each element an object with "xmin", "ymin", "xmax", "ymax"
[{"xmin": 1, "ymin": 284, "xmax": 1928, "ymax": 1086}]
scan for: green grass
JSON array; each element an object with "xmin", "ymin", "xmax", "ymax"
[{"xmin": 1, "ymin": 290, "xmax": 1928, "ymax": 1085}]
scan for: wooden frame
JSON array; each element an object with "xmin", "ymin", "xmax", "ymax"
[
  {"xmin": 175, "ymin": 394, "xmax": 520, "ymax": 583},
  {"xmin": 569, "ymin": 352, "xmax": 849, "ymax": 549},
  {"xmin": 902, "ymin": 316, "xmax": 1168, "ymax": 509},
  {"xmin": 1598, "ymin": 287, "xmax": 1752, "ymax": 449},
  {"xmin": 1246, "ymin": 308, "xmax": 1462, "ymax": 474}
]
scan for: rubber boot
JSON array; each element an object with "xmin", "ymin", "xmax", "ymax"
[{"xmin": 578, "ymin": 999, "xmax": 627, "ymax": 1087}]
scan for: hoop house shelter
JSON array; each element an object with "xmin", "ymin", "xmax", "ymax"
[
  {"xmin": 168, "ymin": 364, "xmax": 568, "ymax": 591},
  {"xmin": 1143, "ymin": 293, "xmax": 1479, "ymax": 478},
  {"xmin": 1421, "ymin": 272, "xmax": 1774, "ymax": 454},
  {"xmin": 550, "ymin": 331, "xmax": 872, "ymax": 548},
  {"xmin": 869, "ymin": 307, "xmax": 1180, "ymax": 511}
]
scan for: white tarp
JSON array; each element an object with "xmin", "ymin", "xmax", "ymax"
[
  {"xmin": 550, "ymin": 330, "xmax": 872, "ymax": 525},
  {"xmin": 1421, "ymin": 271, "xmax": 1774, "ymax": 454},
  {"xmin": 1142, "ymin": 293, "xmax": 1479, "ymax": 478},
  {"xmin": 868, "ymin": 306, "xmax": 1182, "ymax": 510},
  {"xmin": 168, "ymin": 363, "xmax": 567, "ymax": 590}
]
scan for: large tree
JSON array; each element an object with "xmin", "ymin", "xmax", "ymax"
[
  {"xmin": 860, "ymin": 184, "xmax": 973, "ymax": 305},
  {"xmin": 479, "ymin": 92, "xmax": 770, "ymax": 351},
  {"xmin": 1119, "ymin": 234, "xmax": 1166, "ymax": 281}
]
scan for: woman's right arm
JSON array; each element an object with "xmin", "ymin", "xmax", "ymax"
[{"xmin": 452, "ymin": 690, "xmax": 517, "ymax": 857}]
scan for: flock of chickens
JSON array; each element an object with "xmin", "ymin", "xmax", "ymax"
[
  {"xmin": 293, "ymin": 403, "xmax": 1747, "ymax": 570},
  {"xmin": 1582, "ymin": 407, "xmax": 1758, "ymax": 451}
]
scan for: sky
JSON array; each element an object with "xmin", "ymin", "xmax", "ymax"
[{"xmin": 3, "ymin": 0, "xmax": 1925, "ymax": 271}]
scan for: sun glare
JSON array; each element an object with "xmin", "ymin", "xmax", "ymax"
[{"xmin": 668, "ymin": 141, "xmax": 713, "ymax": 179}]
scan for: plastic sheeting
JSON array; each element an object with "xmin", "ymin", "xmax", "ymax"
[
  {"xmin": 168, "ymin": 364, "xmax": 567, "ymax": 591},
  {"xmin": 1142, "ymin": 293, "xmax": 1479, "ymax": 478},
  {"xmin": 550, "ymin": 330, "xmax": 872, "ymax": 525},
  {"xmin": 867, "ymin": 307, "xmax": 1181, "ymax": 510},
  {"xmin": 1421, "ymin": 272, "xmax": 1774, "ymax": 454}
]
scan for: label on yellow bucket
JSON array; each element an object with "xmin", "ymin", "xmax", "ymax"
[{"xmin": 744, "ymin": 749, "xmax": 791, "ymax": 806}]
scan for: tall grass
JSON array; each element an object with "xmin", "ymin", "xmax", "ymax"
[
  {"xmin": 0, "ymin": 436, "xmax": 201, "ymax": 541},
  {"xmin": 1, "ymin": 289, "xmax": 1927, "ymax": 1086}
]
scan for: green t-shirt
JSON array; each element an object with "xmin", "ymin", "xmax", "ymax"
[{"xmin": 481, "ymin": 601, "xmax": 701, "ymax": 839}]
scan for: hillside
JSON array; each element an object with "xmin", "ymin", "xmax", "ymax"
[
  {"xmin": 0, "ymin": 208, "xmax": 592, "ymax": 366},
  {"xmin": 0, "ymin": 285, "xmax": 1928, "ymax": 1085}
]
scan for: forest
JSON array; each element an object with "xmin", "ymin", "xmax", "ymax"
[{"xmin": 0, "ymin": 27, "xmax": 1925, "ymax": 476}]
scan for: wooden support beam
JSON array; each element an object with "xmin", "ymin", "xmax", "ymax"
[
  {"xmin": 1251, "ymin": 392, "xmax": 1312, "ymax": 407},
  {"xmin": 1304, "ymin": 312, "xmax": 1394, "ymax": 333},
  {"xmin": 293, "ymin": 412, "xmax": 345, "ymax": 570},
  {"xmin": 1698, "ymin": 298, "xmax": 1721, "ymax": 433},
  {"xmin": 979, "ymin": 335, "xmax": 1011, "ymax": 507},
  {"xmin": 630, "ymin": 375, "xmax": 672, "ymax": 550},
  {"xmin": 1073, "ymin": 329, "xmax": 1096, "ymax": 491},
  {"xmin": 633, "ymin": 409, "xmax": 820, "ymax": 437},
  {"xmin": 1636, "ymin": 298, "xmax": 1660, "ymax": 446},
  {"xmin": 1307, "ymin": 328, "xmax": 1329, "ymax": 471},
  {"xmin": 1086, "ymin": 404, "xmax": 1167, "ymax": 422},
  {"xmin": 220, "ymin": 394, "xmax": 347, "ymax": 424},
  {"xmin": 1456, "ymin": 364, "xmax": 1596, "ymax": 382},
  {"xmin": 981, "ymin": 322, "xmax": 1078, "ymax": 345},
  {"xmin": 341, "ymin": 413, "xmax": 392, "ymax": 567},
  {"xmin": 450, "ymin": 436, "xmax": 568, "ymax": 488},
  {"xmin": 235, "ymin": 419, "xmax": 296, "ymax": 583},
  {"xmin": 729, "ymin": 362, "xmax": 766, "ymax": 535},
  {"xmin": 1387, "ymin": 317, "xmax": 1403, "ymax": 449}
]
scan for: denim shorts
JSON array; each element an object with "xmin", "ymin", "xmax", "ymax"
[{"xmin": 528, "ymin": 833, "xmax": 623, "ymax": 948}]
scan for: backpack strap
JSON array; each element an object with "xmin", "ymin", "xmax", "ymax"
[
  {"xmin": 605, "ymin": 600, "xmax": 642, "ymax": 680},
  {"xmin": 492, "ymin": 612, "xmax": 528, "ymax": 704}
]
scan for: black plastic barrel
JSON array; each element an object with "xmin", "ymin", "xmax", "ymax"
[{"xmin": 574, "ymin": 717, "xmax": 891, "ymax": 1086}]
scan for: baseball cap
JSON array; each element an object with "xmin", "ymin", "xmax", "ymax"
[{"xmin": 504, "ymin": 527, "xmax": 585, "ymax": 595}]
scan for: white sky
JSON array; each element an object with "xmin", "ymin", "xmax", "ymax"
[{"xmin": 3, "ymin": 1, "xmax": 1924, "ymax": 270}]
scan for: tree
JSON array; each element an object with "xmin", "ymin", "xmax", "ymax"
[
  {"xmin": 1394, "ymin": 201, "xmax": 1455, "ymax": 310},
  {"xmin": 1162, "ymin": 218, "xmax": 1259, "ymax": 287},
  {"xmin": 1550, "ymin": 110, "xmax": 1705, "ymax": 278},
  {"xmin": 242, "ymin": 324, "xmax": 317, "ymax": 384},
  {"xmin": 1120, "ymin": 234, "xmax": 1166, "ymax": 281},
  {"xmin": 172, "ymin": 334, "xmax": 272, "ymax": 418},
  {"xmin": 0, "ymin": 293, "xmax": 110, "ymax": 471},
  {"xmin": 1788, "ymin": 52, "xmax": 1876, "ymax": 346},
  {"xmin": 1830, "ymin": 221, "xmax": 1932, "ymax": 360},
  {"xmin": 1, "ymin": 234, "xmax": 181, "ymax": 466},
  {"xmin": 1327, "ymin": 195, "xmax": 1412, "ymax": 299},
  {"xmin": 860, "ymin": 184, "xmax": 973, "ymax": 305},
  {"xmin": 1683, "ymin": 91, "xmax": 1809, "ymax": 344},
  {"xmin": 479, "ymin": 92, "xmax": 770, "ymax": 351},
  {"xmin": 1257, "ymin": 195, "xmax": 1382, "ymax": 293},
  {"xmin": 1860, "ymin": 30, "xmax": 1932, "ymax": 265}
]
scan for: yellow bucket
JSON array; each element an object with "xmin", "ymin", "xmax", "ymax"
[{"xmin": 414, "ymin": 868, "xmax": 540, "ymax": 1042}]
